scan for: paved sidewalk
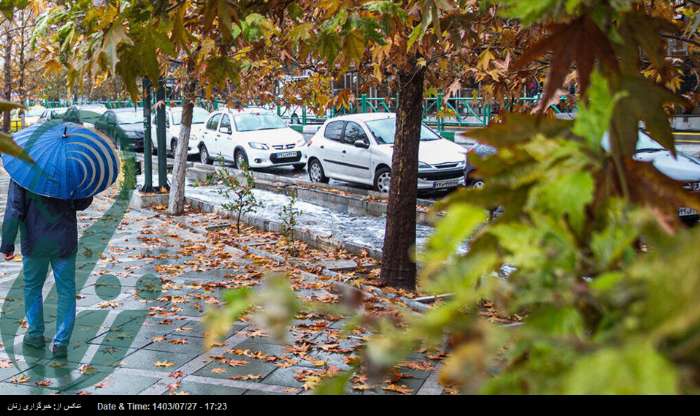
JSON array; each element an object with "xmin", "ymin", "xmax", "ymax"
[{"xmin": 0, "ymin": 168, "xmax": 445, "ymax": 395}]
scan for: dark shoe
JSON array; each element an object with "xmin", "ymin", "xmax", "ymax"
[
  {"xmin": 22, "ymin": 335, "xmax": 45, "ymax": 349},
  {"xmin": 50, "ymin": 343, "xmax": 68, "ymax": 358}
]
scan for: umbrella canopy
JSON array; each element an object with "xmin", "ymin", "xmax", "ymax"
[{"xmin": 1, "ymin": 120, "xmax": 120, "ymax": 200}]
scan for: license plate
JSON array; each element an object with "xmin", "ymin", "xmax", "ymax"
[
  {"xmin": 434, "ymin": 179, "xmax": 462, "ymax": 189},
  {"xmin": 679, "ymin": 207, "xmax": 698, "ymax": 217},
  {"xmin": 686, "ymin": 182, "xmax": 700, "ymax": 192},
  {"xmin": 276, "ymin": 151, "xmax": 298, "ymax": 158}
]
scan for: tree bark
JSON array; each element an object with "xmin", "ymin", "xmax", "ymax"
[
  {"xmin": 167, "ymin": 59, "xmax": 196, "ymax": 215},
  {"xmin": 18, "ymin": 10, "xmax": 26, "ymax": 128},
  {"xmin": 379, "ymin": 59, "xmax": 425, "ymax": 290},
  {"xmin": 2, "ymin": 20, "xmax": 12, "ymax": 133}
]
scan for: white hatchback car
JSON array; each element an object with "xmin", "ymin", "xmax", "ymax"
[
  {"xmin": 151, "ymin": 106, "xmax": 210, "ymax": 156},
  {"xmin": 306, "ymin": 113, "xmax": 468, "ymax": 192},
  {"xmin": 197, "ymin": 108, "xmax": 307, "ymax": 170}
]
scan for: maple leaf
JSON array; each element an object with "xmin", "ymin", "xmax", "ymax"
[
  {"xmin": 10, "ymin": 374, "xmax": 30, "ymax": 384},
  {"xmin": 169, "ymin": 338, "xmax": 189, "ymax": 345},
  {"xmin": 512, "ymin": 16, "xmax": 618, "ymax": 113},
  {"xmin": 155, "ymin": 361, "xmax": 176, "ymax": 368},
  {"xmin": 79, "ymin": 364, "xmax": 96, "ymax": 375},
  {"xmin": 35, "ymin": 379, "xmax": 53, "ymax": 387},
  {"xmin": 229, "ymin": 374, "xmax": 262, "ymax": 381},
  {"xmin": 211, "ymin": 368, "xmax": 226, "ymax": 374},
  {"xmin": 383, "ymin": 383, "xmax": 413, "ymax": 394},
  {"xmin": 100, "ymin": 22, "xmax": 134, "ymax": 75},
  {"xmin": 226, "ymin": 359, "xmax": 249, "ymax": 367}
]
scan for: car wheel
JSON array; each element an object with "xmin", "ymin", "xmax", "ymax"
[
  {"xmin": 199, "ymin": 144, "xmax": 212, "ymax": 165},
  {"xmin": 374, "ymin": 167, "xmax": 391, "ymax": 193},
  {"xmin": 308, "ymin": 159, "xmax": 329, "ymax": 183},
  {"xmin": 470, "ymin": 179, "xmax": 485, "ymax": 189},
  {"xmin": 234, "ymin": 149, "xmax": 249, "ymax": 170},
  {"xmin": 292, "ymin": 163, "xmax": 306, "ymax": 172}
]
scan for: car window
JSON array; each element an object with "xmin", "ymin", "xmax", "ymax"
[
  {"xmin": 207, "ymin": 114, "xmax": 222, "ymax": 131},
  {"xmin": 219, "ymin": 115, "xmax": 231, "ymax": 132},
  {"xmin": 171, "ymin": 107, "xmax": 209, "ymax": 125},
  {"xmin": 115, "ymin": 111, "xmax": 142, "ymax": 124},
  {"xmin": 324, "ymin": 121, "xmax": 345, "ymax": 142},
  {"xmin": 232, "ymin": 113, "xmax": 286, "ymax": 132},
  {"xmin": 365, "ymin": 117, "xmax": 440, "ymax": 144},
  {"xmin": 343, "ymin": 122, "xmax": 368, "ymax": 145}
]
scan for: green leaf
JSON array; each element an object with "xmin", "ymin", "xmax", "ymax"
[
  {"xmin": 564, "ymin": 343, "xmax": 678, "ymax": 394},
  {"xmin": 527, "ymin": 171, "xmax": 594, "ymax": 234},
  {"xmin": 422, "ymin": 203, "xmax": 487, "ymax": 265},
  {"xmin": 0, "ymin": 101, "xmax": 24, "ymax": 112},
  {"xmin": 0, "ymin": 132, "xmax": 32, "ymax": 162},
  {"xmin": 469, "ymin": 113, "xmax": 573, "ymax": 148},
  {"xmin": 526, "ymin": 306, "xmax": 585, "ymax": 338},
  {"xmin": 313, "ymin": 371, "xmax": 352, "ymax": 395},
  {"xmin": 573, "ymin": 70, "xmax": 627, "ymax": 148}
]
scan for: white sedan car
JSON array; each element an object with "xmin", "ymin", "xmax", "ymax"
[
  {"xmin": 305, "ymin": 113, "xmax": 468, "ymax": 192},
  {"xmin": 151, "ymin": 106, "xmax": 210, "ymax": 155},
  {"xmin": 197, "ymin": 108, "xmax": 307, "ymax": 170}
]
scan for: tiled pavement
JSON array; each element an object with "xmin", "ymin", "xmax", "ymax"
[{"xmin": 0, "ymin": 167, "xmax": 443, "ymax": 395}]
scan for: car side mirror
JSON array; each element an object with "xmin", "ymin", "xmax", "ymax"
[
  {"xmin": 354, "ymin": 139, "xmax": 370, "ymax": 149},
  {"xmin": 222, "ymin": 127, "xmax": 232, "ymax": 135}
]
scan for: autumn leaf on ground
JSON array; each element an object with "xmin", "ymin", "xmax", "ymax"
[
  {"xmin": 10, "ymin": 374, "xmax": 30, "ymax": 384},
  {"xmin": 226, "ymin": 359, "xmax": 249, "ymax": 367},
  {"xmin": 169, "ymin": 370, "xmax": 185, "ymax": 379},
  {"xmin": 210, "ymin": 368, "xmax": 226, "ymax": 374},
  {"xmin": 155, "ymin": 360, "xmax": 176, "ymax": 368},
  {"xmin": 229, "ymin": 374, "xmax": 262, "ymax": 381},
  {"xmin": 79, "ymin": 364, "xmax": 96, "ymax": 375},
  {"xmin": 169, "ymin": 338, "xmax": 189, "ymax": 345},
  {"xmin": 94, "ymin": 382, "xmax": 108, "ymax": 389},
  {"xmin": 151, "ymin": 335, "xmax": 166, "ymax": 343},
  {"xmin": 383, "ymin": 383, "xmax": 413, "ymax": 394},
  {"xmin": 35, "ymin": 379, "xmax": 52, "ymax": 387}
]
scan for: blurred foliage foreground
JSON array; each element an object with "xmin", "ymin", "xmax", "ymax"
[{"xmin": 202, "ymin": 2, "xmax": 700, "ymax": 395}]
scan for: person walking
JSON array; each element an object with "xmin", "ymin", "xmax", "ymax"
[
  {"xmin": 1, "ymin": 179, "xmax": 92, "ymax": 357},
  {"xmin": 0, "ymin": 121, "xmax": 120, "ymax": 358}
]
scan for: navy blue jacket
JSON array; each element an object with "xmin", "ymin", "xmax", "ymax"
[{"xmin": 0, "ymin": 180, "xmax": 92, "ymax": 258}]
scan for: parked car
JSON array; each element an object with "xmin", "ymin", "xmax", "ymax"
[
  {"xmin": 151, "ymin": 106, "xmax": 210, "ymax": 156},
  {"xmin": 305, "ymin": 113, "xmax": 468, "ymax": 193},
  {"xmin": 9, "ymin": 105, "xmax": 46, "ymax": 131},
  {"xmin": 95, "ymin": 108, "xmax": 146, "ymax": 151},
  {"xmin": 38, "ymin": 107, "xmax": 70, "ymax": 123},
  {"xmin": 603, "ymin": 129, "xmax": 700, "ymax": 223},
  {"xmin": 197, "ymin": 108, "xmax": 307, "ymax": 170}
]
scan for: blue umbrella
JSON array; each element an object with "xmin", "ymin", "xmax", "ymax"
[{"xmin": 1, "ymin": 120, "xmax": 120, "ymax": 200}]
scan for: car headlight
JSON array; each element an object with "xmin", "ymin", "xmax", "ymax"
[
  {"xmin": 418, "ymin": 161, "xmax": 432, "ymax": 169},
  {"xmin": 248, "ymin": 142, "xmax": 269, "ymax": 150},
  {"xmin": 456, "ymin": 160, "xmax": 466, "ymax": 168},
  {"xmin": 295, "ymin": 138, "xmax": 306, "ymax": 147}
]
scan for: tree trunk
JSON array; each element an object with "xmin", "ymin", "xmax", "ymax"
[
  {"xmin": 379, "ymin": 59, "xmax": 425, "ymax": 290},
  {"xmin": 167, "ymin": 59, "xmax": 196, "ymax": 215},
  {"xmin": 2, "ymin": 21, "xmax": 12, "ymax": 133},
  {"xmin": 18, "ymin": 10, "xmax": 26, "ymax": 128}
]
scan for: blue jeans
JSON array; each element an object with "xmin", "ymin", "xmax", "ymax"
[{"xmin": 22, "ymin": 254, "xmax": 77, "ymax": 347}]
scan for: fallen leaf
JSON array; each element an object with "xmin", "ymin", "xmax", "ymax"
[{"xmin": 155, "ymin": 361, "xmax": 176, "ymax": 368}]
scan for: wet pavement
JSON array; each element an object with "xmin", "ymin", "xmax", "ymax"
[{"xmin": 0, "ymin": 167, "xmax": 444, "ymax": 395}]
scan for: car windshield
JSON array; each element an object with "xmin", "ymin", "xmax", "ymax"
[
  {"xmin": 365, "ymin": 117, "xmax": 441, "ymax": 144},
  {"xmin": 115, "ymin": 111, "xmax": 142, "ymax": 124},
  {"xmin": 233, "ymin": 113, "xmax": 286, "ymax": 132},
  {"xmin": 26, "ymin": 108, "xmax": 45, "ymax": 117},
  {"xmin": 172, "ymin": 107, "xmax": 209, "ymax": 125}
]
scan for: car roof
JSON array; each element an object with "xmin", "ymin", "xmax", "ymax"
[
  {"xmin": 110, "ymin": 107, "xmax": 142, "ymax": 113},
  {"xmin": 220, "ymin": 107, "xmax": 275, "ymax": 114},
  {"xmin": 325, "ymin": 112, "xmax": 395, "ymax": 123}
]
